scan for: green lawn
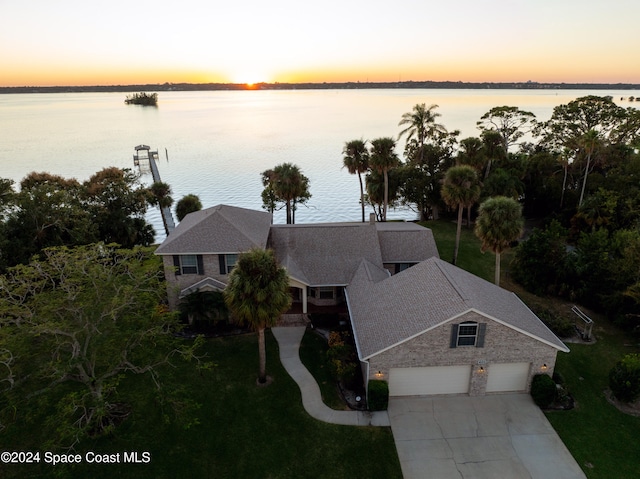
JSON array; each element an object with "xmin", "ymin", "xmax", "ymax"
[
  {"xmin": 421, "ymin": 219, "xmax": 497, "ymax": 282},
  {"xmin": 424, "ymin": 218, "xmax": 640, "ymax": 479},
  {"xmin": 1, "ymin": 333, "xmax": 401, "ymax": 479}
]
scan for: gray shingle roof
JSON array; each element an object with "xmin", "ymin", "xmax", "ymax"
[
  {"xmin": 375, "ymin": 222, "xmax": 440, "ymax": 262},
  {"xmin": 268, "ymin": 222, "xmax": 384, "ymax": 285},
  {"xmin": 155, "ymin": 204, "xmax": 272, "ymax": 255},
  {"xmin": 347, "ymin": 257, "xmax": 569, "ymax": 359}
]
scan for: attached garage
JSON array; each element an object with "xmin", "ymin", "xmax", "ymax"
[
  {"xmin": 485, "ymin": 362, "xmax": 531, "ymax": 393},
  {"xmin": 389, "ymin": 365, "xmax": 471, "ymax": 396}
]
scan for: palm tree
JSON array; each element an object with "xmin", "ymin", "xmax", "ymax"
[
  {"xmin": 398, "ymin": 103, "xmax": 446, "ymax": 162},
  {"xmin": 576, "ymin": 129, "xmax": 602, "ymax": 208},
  {"xmin": 261, "ymin": 163, "xmax": 311, "ymax": 224},
  {"xmin": 441, "ymin": 165, "xmax": 481, "ymax": 265},
  {"xmin": 474, "ymin": 196, "xmax": 524, "ymax": 286},
  {"xmin": 342, "ymin": 139, "xmax": 370, "ymax": 222},
  {"xmin": 369, "ymin": 137, "xmax": 400, "ymax": 221},
  {"xmin": 175, "ymin": 194, "xmax": 202, "ymax": 222},
  {"xmin": 223, "ymin": 248, "xmax": 291, "ymax": 384}
]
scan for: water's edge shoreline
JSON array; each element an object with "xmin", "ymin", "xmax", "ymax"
[{"xmin": 3, "ymin": 80, "xmax": 640, "ymax": 94}]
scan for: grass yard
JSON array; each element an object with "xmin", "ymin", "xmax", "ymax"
[
  {"xmin": 1, "ymin": 333, "xmax": 401, "ymax": 479},
  {"xmin": 421, "ymin": 219, "xmax": 498, "ymax": 282},
  {"xmin": 425, "ymin": 218, "xmax": 640, "ymax": 479}
]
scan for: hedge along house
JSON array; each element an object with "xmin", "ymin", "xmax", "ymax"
[
  {"xmin": 155, "ymin": 204, "xmax": 569, "ymax": 397},
  {"xmin": 346, "ymin": 257, "xmax": 570, "ymax": 397}
]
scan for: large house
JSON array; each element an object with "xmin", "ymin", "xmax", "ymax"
[{"xmin": 155, "ymin": 204, "xmax": 569, "ymax": 397}]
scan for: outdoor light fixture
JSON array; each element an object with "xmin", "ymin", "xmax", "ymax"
[
  {"xmin": 478, "ymin": 366, "xmax": 485, "ymax": 373},
  {"xmin": 541, "ymin": 364, "xmax": 548, "ymax": 371},
  {"xmin": 375, "ymin": 370, "xmax": 383, "ymax": 378}
]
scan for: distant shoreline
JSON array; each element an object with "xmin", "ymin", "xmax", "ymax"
[{"xmin": 2, "ymin": 80, "xmax": 640, "ymax": 94}]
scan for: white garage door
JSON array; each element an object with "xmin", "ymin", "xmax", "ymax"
[
  {"xmin": 389, "ymin": 365, "xmax": 471, "ymax": 396},
  {"xmin": 486, "ymin": 362, "xmax": 531, "ymax": 392}
]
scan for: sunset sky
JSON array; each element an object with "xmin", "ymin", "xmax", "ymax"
[{"xmin": 2, "ymin": 0, "xmax": 639, "ymax": 87}]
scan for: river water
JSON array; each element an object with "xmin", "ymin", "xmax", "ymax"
[{"xmin": 1, "ymin": 88, "xmax": 637, "ymax": 240}]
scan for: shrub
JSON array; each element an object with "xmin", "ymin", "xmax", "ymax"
[
  {"xmin": 609, "ymin": 354, "xmax": 640, "ymax": 403},
  {"xmin": 537, "ymin": 309, "xmax": 575, "ymax": 338},
  {"xmin": 368, "ymin": 380, "xmax": 389, "ymax": 411},
  {"xmin": 531, "ymin": 374, "xmax": 557, "ymax": 408},
  {"xmin": 326, "ymin": 331, "xmax": 357, "ymax": 384}
]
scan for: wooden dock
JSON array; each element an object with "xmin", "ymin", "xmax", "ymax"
[{"xmin": 133, "ymin": 145, "xmax": 175, "ymax": 235}]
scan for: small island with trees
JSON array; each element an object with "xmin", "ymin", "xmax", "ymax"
[{"xmin": 125, "ymin": 92, "xmax": 158, "ymax": 105}]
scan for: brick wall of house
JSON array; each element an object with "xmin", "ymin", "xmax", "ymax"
[
  {"xmin": 367, "ymin": 311, "xmax": 560, "ymax": 396},
  {"xmin": 162, "ymin": 254, "xmax": 229, "ymax": 309}
]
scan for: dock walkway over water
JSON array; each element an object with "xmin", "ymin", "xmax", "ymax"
[{"xmin": 133, "ymin": 145, "xmax": 175, "ymax": 235}]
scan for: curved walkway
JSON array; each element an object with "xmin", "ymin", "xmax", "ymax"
[{"xmin": 272, "ymin": 326, "xmax": 390, "ymax": 427}]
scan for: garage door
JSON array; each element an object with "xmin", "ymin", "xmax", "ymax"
[
  {"xmin": 389, "ymin": 365, "xmax": 471, "ymax": 396},
  {"xmin": 486, "ymin": 362, "xmax": 530, "ymax": 392}
]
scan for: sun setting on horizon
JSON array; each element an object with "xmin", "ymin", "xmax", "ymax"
[{"xmin": 1, "ymin": 0, "xmax": 639, "ymax": 87}]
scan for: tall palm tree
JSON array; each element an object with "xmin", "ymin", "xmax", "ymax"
[
  {"xmin": 576, "ymin": 129, "xmax": 602, "ymax": 208},
  {"xmin": 398, "ymin": 103, "xmax": 446, "ymax": 162},
  {"xmin": 441, "ymin": 165, "xmax": 481, "ymax": 265},
  {"xmin": 369, "ymin": 137, "xmax": 400, "ymax": 221},
  {"xmin": 474, "ymin": 196, "xmax": 523, "ymax": 286},
  {"xmin": 224, "ymin": 248, "xmax": 291, "ymax": 384},
  {"xmin": 342, "ymin": 139, "xmax": 370, "ymax": 222},
  {"xmin": 261, "ymin": 163, "xmax": 311, "ymax": 224}
]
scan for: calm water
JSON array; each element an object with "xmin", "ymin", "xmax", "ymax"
[{"xmin": 1, "ymin": 89, "xmax": 637, "ymax": 240}]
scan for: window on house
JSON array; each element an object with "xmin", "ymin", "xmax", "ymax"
[
  {"xmin": 219, "ymin": 254, "xmax": 238, "ymax": 274},
  {"xmin": 395, "ymin": 263, "xmax": 413, "ymax": 274},
  {"xmin": 450, "ymin": 322, "xmax": 486, "ymax": 348},
  {"xmin": 173, "ymin": 254, "xmax": 203, "ymax": 275},
  {"xmin": 318, "ymin": 287, "xmax": 334, "ymax": 300},
  {"xmin": 457, "ymin": 322, "xmax": 478, "ymax": 346}
]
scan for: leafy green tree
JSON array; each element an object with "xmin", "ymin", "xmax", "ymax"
[
  {"xmin": 342, "ymin": 139, "xmax": 370, "ymax": 222},
  {"xmin": 512, "ymin": 220, "xmax": 569, "ymax": 295},
  {"xmin": 477, "ymin": 105, "xmax": 536, "ymax": 154},
  {"xmin": 224, "ymin": 248, "xmax": 291, "ymax": 384},
  {"xmin": 261, "ymin": 163, "xmax": 311, "ymax": 224},
  {"xmin": 175, "ymin": 194, "xmax": 203, "ymax": 222},
  {"xmin": 535, "ymin": 95, "xmax": 629, "ymax": 150},
  {"xmin": 441, "ymin": 165, "xmax": 481, "ymax": 265},
  {"xmin": 4, "ymin": 172, "xmax": 94, "ymax": 266},
  {"xmin": 481, "ymin": 167, "xmax": 524, "ymax": 200},
  {"xmin": 479, "ymin": 130, "xmax": 507, "ymax": 180},
  {"xmin": 83, "ymin": 167, "xmax": 154, "ymax": 248},
  {"xmin": 0, "ymin": 244, "xmax": 201, "ymax": 447},
  {"xmin": 474, "ymin": 196, "xmax": 524, "ymax": 285},
  {"xmin": 369, "ymin": 137, "xmax": 401, "ymax": 221}
]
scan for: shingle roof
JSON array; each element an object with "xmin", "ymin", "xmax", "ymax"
[
  {"xmin": 375, "ymin": 222, "xmax": 440, "ymax": 262},
  {"xmin": 155, "ymin": 204, "xmax": 272, "ymax": 255},
  {"xmin": 268, "ymin": 222, "xmax": 384, "ymax": 285},
  {"xmin": 347, "ymin": 257, "xmax": 569, "ymax": 359}
]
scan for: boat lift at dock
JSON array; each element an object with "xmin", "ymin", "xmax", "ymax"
[{"xmin": 133, "ymin": 145, "xmax": 175, "ymax": 236}]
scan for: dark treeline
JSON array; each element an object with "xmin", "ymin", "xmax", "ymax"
[
  {"xmin": 342, "ymin": 96, "xmax": 640, "ymax": 334},
  {"xmin": 3, "ymin": 80, "xmax": 640, "ymax": 94}
]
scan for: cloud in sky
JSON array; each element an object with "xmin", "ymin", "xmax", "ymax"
[{"xmin": 1, "ymin": 0, "xmax": 639, "ymax": 86}]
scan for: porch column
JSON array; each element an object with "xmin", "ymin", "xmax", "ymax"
[{"xmin": 302, "ymin": 285, "xmax": 308, "ymax": 314}]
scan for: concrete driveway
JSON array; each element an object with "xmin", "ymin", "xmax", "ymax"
[{"xmin": 388, "ymin": 394, "xmax": 586, "ymax": 479}]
